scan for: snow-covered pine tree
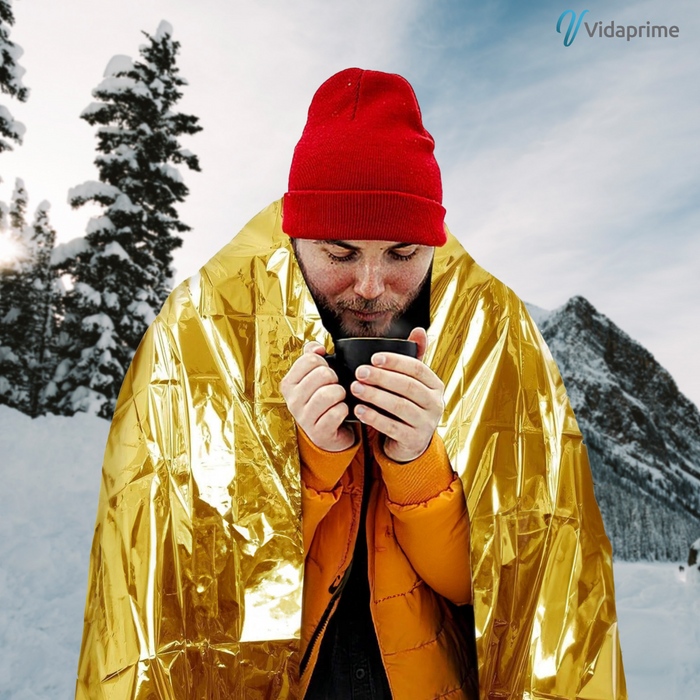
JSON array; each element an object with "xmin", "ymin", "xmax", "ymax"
[
  {"xmin": 0, "ymin": 189, "xmax": 19, "ymax": 403},
  {"xmin": 0, "ymin": 178, "xmax": 42, "ymax": 411},
  {"xmin": 135, "ymin": 19, "xmax": 202, "ymax": 301},
  {"xmin": 0, "ymin": 178, "xmax": 11, "ymax": 287},
  {"xmin": 24, "ymin": 201, "xmax": 59, "ymax": 416},
  {"xmin": 0, "ymin": 190, "xmax": 8, "ymax": 232},
  {"xmin": 0, "ymin": 0, "xmax": 29, "ymax": 154},
  {"xmin": 8, "ymin": 173, "xmax": 27, "ymax": 230},
  {"xmin": 49, "ymin": 19, "xmax": 201, "ymax": 419}
]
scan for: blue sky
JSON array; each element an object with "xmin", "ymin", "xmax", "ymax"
[{"xmin": 2, "ymin": 0, "xmax": 698, "ymax": 406}]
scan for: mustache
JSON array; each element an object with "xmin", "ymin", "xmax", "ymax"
[{"xmin": 339, "ymin": 301, "xmax": 397, "ymax": 314}]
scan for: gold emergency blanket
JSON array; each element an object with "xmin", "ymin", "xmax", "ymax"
[{"xmin": 75, "ymin": 197, "xmax": 628, "ymax": 699}]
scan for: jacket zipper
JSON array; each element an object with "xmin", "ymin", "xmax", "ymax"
[
  {"xmin": 362, "ymin": 428, "xmax": 396, "ymax": 699},
  {"xmin": 299, "ymin": 423, "xmax": 372, "ymax": 679}
]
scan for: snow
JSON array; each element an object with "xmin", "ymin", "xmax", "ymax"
[
  {"xmin": 158, "ymin": 162, "xmax": 184, "ymax": 183},
  {"xmin": 52, "ymin": 358, "xmax": 72, "ymax": 383},
  {"xmin": 103, "ymin": 54, "xmax": 134, "ymax": 77},
  {"xmin": 523, "ymin": 301, "xmax": 552, "ymax": 330},
  {"xmin": 102, "ymin": 290, "xmax": 120, "ymax": 310},
  {"xmin": 0, "ymin": 406, "xmax": 109, "ymax": 698},
  {"xmin": 79, "ymin": 101, "xmax": 106, "ymax": 119},
  {"xmin": 50, "ymin": 236, "xmax": 90, "ymax": 267},
  {"xmin": 17, "ymin": 224, "xmax": 34, "ymax": 247},
  {"xmin": 1, "ymin": 306, "xmax": 20, "ymax": 324},
  {"xmin": 0, "ymin": 404, "xmax": 698, "ymax": 697},
  {"xmin": 73, "ymin": 282, "xmax": 101, "ymax": 308},
  {"xmin": 34, "ymin": 200, "xmax": 51, "ymax": 217},
  {"xmin": 67, "ymin": 385, "xmax": 109, "ymax": 416},
  {"xmin": 127, "ymin": 299, "xmax": 157, "ymax": 325},
  {"xmin": 93, "ymin": 75, "xmax": 151, "ymax": 99},
  {"xmin": 110, "ymin": 192, "xmax": 142, "ymax": 215},
  {"xmin": 616, "ymin": 562, "xmax": 700, "ymax": 698},
  {"xmin": 95, "ymin": 125, "xmax": 133, "ymax": 138},
  {"xmin": 81, "ymin": 312, "xmax": 114, "ymax": 333},
  {"xmin": 95, "ymin": 330, "xmax": 117, "ymax": 351},
  {"xmin": 67, "ymin": 181, "xmax": 122, "ymax": 206},
  {"xmin": 150, "ymin": 77, "xmax": 165, "ymax": 93},
  {"xmin": 85, "ymin": 215, "xmax": 116, "ymax": 236},
  {"xmin": 94, "ymin": 240, "xmax": 129, "ymax": 261},
  {"xmin": 11, "ymin": 177, "xmax": 25, "ymax": 198},
  {"xmin": 0, "ymin": 346, "xmax": 18, "ymax": 363},
  {"xmin": 0, "ymin": 106, "xmax": 26, "ymax": 138},
  {"xmin": 95, "ymin": 143, "xmax": 139, "ymax": 170},
  {"xmin": 1, "ymin": 34, "xmax": 27, "ymax": 82},
  {"xmin": 154, "ymin": 19, "xmax": 174, "ymax": 42}
]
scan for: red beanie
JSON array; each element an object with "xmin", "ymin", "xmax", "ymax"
[{"xmin": 282, "ymin": 67, "xmax": 447, "ymax": 247}]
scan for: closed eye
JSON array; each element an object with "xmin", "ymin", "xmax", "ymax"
[{"xmin": 327, "ymin": 249, "xmax": 418, "ymax": 262}]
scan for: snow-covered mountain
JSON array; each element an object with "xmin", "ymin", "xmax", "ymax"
[{"xmin": 525, "ymin": 295, "xmax": 700, "ymax": 561}]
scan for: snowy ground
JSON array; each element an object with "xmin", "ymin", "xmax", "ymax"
[{"xmin": 1, "ymin": 405, "xmax": 699, "ymax": 699}]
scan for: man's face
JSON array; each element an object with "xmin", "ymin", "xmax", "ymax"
[{"xmin": 291, "ymin": 238, "xmax": 434, "ymax": 337}]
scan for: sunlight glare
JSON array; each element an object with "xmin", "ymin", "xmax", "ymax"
[{"xmin": 0, "ymin": 234, "xmax": 25, "ymax": 266}]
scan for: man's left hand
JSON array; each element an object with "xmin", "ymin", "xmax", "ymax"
[{"xmin": 350, "ymin": 327, "xmax": 445, "ymax": 463}]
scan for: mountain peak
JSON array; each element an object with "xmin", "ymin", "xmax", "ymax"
[{"xmin": 532, "ymin": 294, "xmax": 700, "ymax": 560}]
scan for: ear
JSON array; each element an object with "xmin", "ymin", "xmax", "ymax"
[{"xmin": 407, "ymin": 327, "xmax": 428, "ymax": 362}]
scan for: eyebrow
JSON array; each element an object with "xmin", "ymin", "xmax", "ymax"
[{"xmin": 314, "ymin": 239, "xmax": 417, "ymax": 251}]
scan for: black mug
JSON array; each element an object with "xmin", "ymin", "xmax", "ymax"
[{"xmin": 324, "ymin": 337, "xmax": 419, "ymax": 423}]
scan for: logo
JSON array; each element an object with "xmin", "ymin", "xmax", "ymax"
[
  {"xmin": 556, "ymin": 10, "xmax": 680, "ymax": 46},
  {"xmin": 557, "ymin": 10, "xmax": 589, "ymax": 46}
]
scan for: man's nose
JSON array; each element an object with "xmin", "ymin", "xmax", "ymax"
[{"xmin": 353, "ymin": 262, "xmax": 385, "ymax": 300}]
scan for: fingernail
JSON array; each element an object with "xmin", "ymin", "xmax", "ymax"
[
  {"xmin": 356, "ymin": 405, "xmax": 366, "ymax": 415},
  {"xmin": 353, "ymin": 382, "xmax": 364, "ymax": 394},
  {"xmin": 357, "ymin": 366, "xmax": 370, "ymax": 378},
  {"xmin": 372, "ymin": 354, "xmax": 385, "ymax": 366}
]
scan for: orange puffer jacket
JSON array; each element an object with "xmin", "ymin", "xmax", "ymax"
[{"xmin": 297, "ymin": 420, "xmax": 479, "ymax": 700}]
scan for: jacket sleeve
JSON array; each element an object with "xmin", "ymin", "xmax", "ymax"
[
  {"xmin": 297, "ymin": 422, "xmax": 361, "ymax": 559},
  {"xmin": 374, "ymin": 430, "xmax": 473, "ymax": 606}
]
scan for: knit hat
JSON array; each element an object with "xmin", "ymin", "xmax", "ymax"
[{"xmin": 282, "ymin": 67, "xmax": 447, "ymax": 247}]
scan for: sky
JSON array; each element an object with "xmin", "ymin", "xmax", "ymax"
[{"xmin": 1, "ymin": 0, "xmax": 698, "ymax": 406}]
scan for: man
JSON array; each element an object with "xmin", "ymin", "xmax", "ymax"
[
  {"xmin": 278, "ymin": 69, "xmax": 477, "ymax": 698},
  {"xmin": 74, "ymin": 68, "xmax": 628, "ymax": 700},
  {"xmin": 282, "ymin": 243, "xmax": 475, "ymax": 699}
]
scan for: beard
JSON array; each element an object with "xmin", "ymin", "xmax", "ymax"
[{"xmin": 292, "ymin": 242, "xmax": 433, "ymax": 341}]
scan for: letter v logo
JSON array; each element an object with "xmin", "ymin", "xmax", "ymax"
[{"xmin": 557, "ymin": 10, "xmax": 590, "ymax": 46}]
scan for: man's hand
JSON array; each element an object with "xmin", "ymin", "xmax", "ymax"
[
  {"xmin": 280, "ymin": 341, "xmax": 356, "ymax": 452},
  {"xmin": 350, "ymin": 327, "xmax": 444, "ymax": 462}
]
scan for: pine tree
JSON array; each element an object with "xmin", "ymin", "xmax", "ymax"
[
  {"xmin": 0, "ymin": 193, "xmax": 18, "ymax": 402},
  {"xmin": 0, "ymin": 177, "xmax": 33, "ymax": 408},
  {"xmin": 49, "ymin": 19, "xmax": 201, "ymax": 419},
  {"xmin": 25, "ymin": 201, "xmax": 59, "ymax": 416},
  {"xmin": 0, "ymin": 0, "xmax": 29, "ymax": 154},
  {"xmin": 0, "ymin": 187, "xmax": 7, "ymax": 227},
  {"xmin": 0, "ymin": 185, "xmax": 59, "ymax": 415},
  {"xmin": 8, "ymin": 174, "xmax": 27, "ymax": 232}
]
